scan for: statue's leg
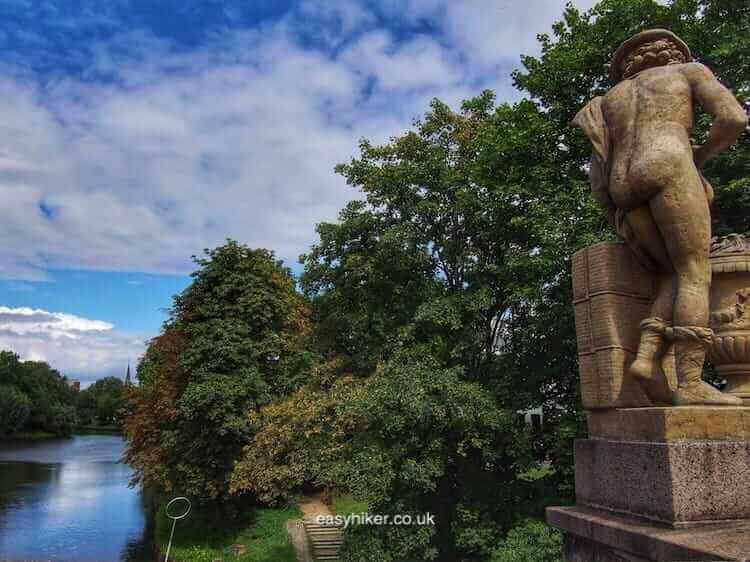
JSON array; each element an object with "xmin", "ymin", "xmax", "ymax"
[
  {"xmin": 649, "ymin": 172, "xmax": 742, "ymax": 405},
  {"xmin": 628, "ymin": 276, "xmax": 675, "ymax": 404},
  {"xmin": 623, "ymin": 206, "xmax": 674, "ymax": 403}
]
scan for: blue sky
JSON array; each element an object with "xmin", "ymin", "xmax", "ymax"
[{"xmin": 0, "ymin": 0, "xmax": 599, "ymax": 385}]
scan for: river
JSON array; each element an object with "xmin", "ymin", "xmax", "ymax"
[{"xmin": 0, "ymin": 434, "xmax": 155, "ymax": 562}]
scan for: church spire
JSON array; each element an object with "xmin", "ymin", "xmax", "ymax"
[{"xmin": 125, "ymin": 362, "xmax": 132, "ymax": 386}]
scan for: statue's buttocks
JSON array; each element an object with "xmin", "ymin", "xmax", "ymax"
[{"xmin": 604, "ymin": 65, "xmax": 698, "ymax": 211}]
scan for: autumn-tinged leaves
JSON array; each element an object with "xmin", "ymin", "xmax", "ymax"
[{"xmin": 123, "ymin": 242, "xmax": 314, "ymax": 502}]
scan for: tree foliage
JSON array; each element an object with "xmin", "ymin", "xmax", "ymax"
[
  {"xmin": 76, "ymin": 376, "xmax": 126, "ymax": 426},
  {"xmin": 123, "ymin": 241, "xmax": 314, "ymax": 502},
  {"xmin": 0, "ymin": 350, "xmax": 78, "ymax": 437},
  {"xmin": 230, "ymin": 359, "xmax": 362, "ymax": 505},
  {"xmin": 298, "ymin": 90, "xmax": 589, "ymax": 560},
  {"xmin": 490, "ymin": 520, "xmax": 563, "ymax": 562},
  {"xmin": 0, "ymin": 385, "xmax": 31, "ymax": 437}
]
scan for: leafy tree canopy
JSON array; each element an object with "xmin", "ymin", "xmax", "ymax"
[
  {"xmin": 0, "ymin": 350, "xmax": 78, "ymax": 437},
  {"xmin": 123, "ymin": 241, "xmax": 314, "ymax": 503},
  {"xmin": 76, "ymin": 376, "xmax": 126, "ymax": 426}
]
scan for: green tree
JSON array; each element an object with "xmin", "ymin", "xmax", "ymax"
[
  {"xmin": 230, "ymin": 362, "xmax": 363, "ymax": 505},
  {"xmin": 0, "ymin": 386, "xmax": 31, "ymax": 437},
  {"xmin": 300, "ymin": 94, "xmax": 579, "ymax": 560},
  {"xmin": 335, "ymin": 350, "xmax": 534, "ymax": 562},
  {"xmin": 76, "ymin": 391, "xmax": 97, "ymax": 426},
  {"xmin": 77, "ymin": 376, "xmax": 126, "ymax": 426},
  {"xmin": 0, "ymin": 351, "xmax": 78, "ymax": 436},
  {"xmin": 46, "ymin": 403, "xmax": 78, "ymax": 436},
  {"xmin": 123, "ymin": 241, "xmax": 314, "ymax": 504}
]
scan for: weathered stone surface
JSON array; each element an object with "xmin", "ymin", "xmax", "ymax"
[
  {"xmin": 587, "ymin": 406, "xmax": 750, "ymax": 442},
  {"xmin": 575, "ymin": 438, "xmax": 750, "ymax": 526},
  {"xmin": 573, "ymin": 242, "xmax": 662, "ymax": 410},
  {"xmin": 548, "ymin": 505, "xmax": 746, "ymax": 561},
  {"xmin": 563, "ymin": 534, "xmax": 653, "ymax": 562}
]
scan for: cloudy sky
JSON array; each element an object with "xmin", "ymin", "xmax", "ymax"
[{"xmin": 0, "ymin": 0, "xmax": 599, "ymax": 385}]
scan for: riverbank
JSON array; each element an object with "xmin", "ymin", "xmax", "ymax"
[
  {"xmin": 154, "ymin": 503, "xmax": 300, "ymax": 562},
  {"xmin": 0, "ymin": 430, "xmax": 60, "ymax": 441},
  {"xmin": 0, "ymin": 426, "xmax": 121, "ymax": 443},
  {"xmin": 76, "ymin": 424, "xmax": 122, "ymax": 434}
]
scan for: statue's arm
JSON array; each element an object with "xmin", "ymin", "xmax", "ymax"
[{"xmin": 685, "ymin": 62, "xmax": 748, "ymax": 168}]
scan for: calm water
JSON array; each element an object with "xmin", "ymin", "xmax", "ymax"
[{"xmin": 0, "ymin": 434, "xmax": 155, "ymax": 562}]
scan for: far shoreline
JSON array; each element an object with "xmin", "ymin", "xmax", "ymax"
[{"xmin": 0, "ymin": 426, "xmax": 123, "ymax": 443}]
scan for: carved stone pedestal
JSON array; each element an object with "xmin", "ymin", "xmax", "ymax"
[
  {"xmin": 548, "ymin": 407, "xmax": 750, "ymax": 560},
  {"xmin": 557, "ymin": 230, "xmax": 750, "ymax": 560}
]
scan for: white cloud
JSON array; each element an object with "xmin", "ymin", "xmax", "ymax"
[
  {"xmin": 341, "ymin": 31, "xmax": 461, "ymax": 92},
  {"xmin": 0, "ymin": 306, "xmax": 145, "ymax": 384},
  {"xmin": 0, "ymin": 0, "xmax": 600, "ymax": 380},
  {"xmin": 0, "ymin": 1, "xmax": 600, "ymax": 283},
  {"xmin": 434, "ymin": 0, "xmax": 599, "ymax": 65},
  {"xmin": 0, "ymin": 305, "xmax": 112, "ymax": 336}
]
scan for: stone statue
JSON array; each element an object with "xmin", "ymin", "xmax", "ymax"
[{"xmin": 574, "ymin": 29, "xmax": 748, "ymax": 405}]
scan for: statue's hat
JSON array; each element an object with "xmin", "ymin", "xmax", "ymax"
[{"xmin": 610, "ymin": 29, "xmax": 691, "ymax": 83}]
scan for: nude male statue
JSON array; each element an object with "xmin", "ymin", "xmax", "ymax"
[{"xmin": 574, "ymin": 29, "xmax": 748, "ymax": 405}]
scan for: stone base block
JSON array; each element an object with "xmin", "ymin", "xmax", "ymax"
[
  {"xmin": 548, "ymin": 505, "xmax": 749, "ymax": 561},
  {"xmin": 576, "ymin": 438, "xmax": 750, "ymax": 526},
  {"xmin": 587, "ymin": 406, "xmax": 750, "ymax": 442}
]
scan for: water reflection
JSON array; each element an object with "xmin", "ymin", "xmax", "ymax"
[{"xmin": 0, "ymin": 435, "xmax": 154, "ymax": 562}]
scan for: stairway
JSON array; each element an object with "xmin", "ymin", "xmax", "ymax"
[{"xmin": 302, "ymin": 517, "xmax": 343, "ymax": 561}]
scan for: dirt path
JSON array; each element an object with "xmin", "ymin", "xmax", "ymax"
[{"xmin": 299, "ymin": 494, "xmax": 333, "ymax": 521}]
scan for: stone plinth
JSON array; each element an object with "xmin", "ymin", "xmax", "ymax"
[
  {"xmin": 575, "ymin": 438, "xmax": 750, "ymax": 526},
  {"xmin": 550, "ymin": 408, "xmax": 750, "ymax": 559},
  {"xmin": 587, "ymin": 406, "xmax": 750, "ymax": 442},
  {"xmin": 548, "ymin": 505, "xmax": 750, "ymax": 561}
]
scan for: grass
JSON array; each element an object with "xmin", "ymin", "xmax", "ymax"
[
  {"xmin": 330, "ymin": 492, "xmax": 368, "ymax": 516},
  {"xmin": 155, "ymin": 503, "xmax": 300, "ymax": 562}
]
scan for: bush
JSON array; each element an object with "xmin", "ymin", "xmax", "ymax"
[{"xmin": 490, "ymin": 520, "xmax": 562, "ymax": 562}]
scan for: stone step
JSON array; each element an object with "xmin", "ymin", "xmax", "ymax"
[
  {"xmin": 311, "ymin": 541, "xmax": 343, "ymax": 548},
  {"xmin": 310, "ymin": 541, "xmax": 343, "ymax": 547},
  {"xmin": 302, "ymin": 516, "xmax": 344, "ymax": 562}
]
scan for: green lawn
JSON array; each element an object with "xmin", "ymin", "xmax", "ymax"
[
  {"xmin": 330, "ymin": 492, "xmax": 368, "ymax": 516},
  {"xmin": 155, "ymin": 503, "xmax": 300, "ymax": 562}
]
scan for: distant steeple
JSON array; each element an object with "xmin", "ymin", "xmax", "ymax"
[{"xmin": 125, "ymin": 362, "xmax": 132, "ymax": 386}]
